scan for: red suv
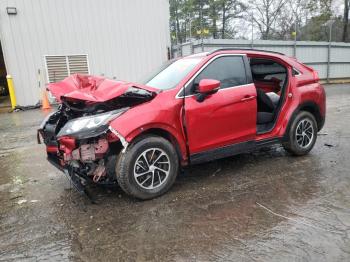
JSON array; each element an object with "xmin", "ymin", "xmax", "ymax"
[{"xmin": 38, "ymin": 49, "xmax": 326, "ymax": 200}]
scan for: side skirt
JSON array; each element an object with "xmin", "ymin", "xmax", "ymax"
[{"xmin": 189, "ymin": 138, "xmax": 281, "ymax": 165}]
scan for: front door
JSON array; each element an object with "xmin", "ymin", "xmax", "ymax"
[{"xmin": 184, "ymin": 55, "xmax": 257, "ymax": 154}]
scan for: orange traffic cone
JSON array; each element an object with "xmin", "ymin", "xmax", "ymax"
[{"xmin": 41, "ymin": 89, "xmax": 51, "ymax": 110}]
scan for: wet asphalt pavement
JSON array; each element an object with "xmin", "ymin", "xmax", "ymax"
[{"xmin": 0, "ymin": 84, "xmax": 350, "ymax": 261}]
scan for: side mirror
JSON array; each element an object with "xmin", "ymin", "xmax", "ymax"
[
  {"xmin": 198, "ymin": 79, "xmax": 220, "ymax": 94},
  {"xmin": 196, "ymin": 79, "xmax": 220, "ymax": 102}
]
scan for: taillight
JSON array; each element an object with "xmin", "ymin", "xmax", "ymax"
[{"xmin": 299, "ymin": 62, "xmax": 320, "ymax": 83}]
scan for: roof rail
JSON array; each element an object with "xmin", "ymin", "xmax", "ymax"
[{"xmin": 207, "ymin": 48, "xmax": 285, "ymax": 56}]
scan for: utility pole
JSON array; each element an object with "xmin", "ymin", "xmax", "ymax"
[
  {"xmin": 343, "ymin": 0, "xmax": 349, "ymax": 42},
  {"xmin": 327, "ymin": 22, "xmax": 332, "ymax": 83},
  {"xmin": 293, "ymin": 15, "xmax": 297, "ymax": 58},
  {"xmin": 200, "ymin": 0, "xmax": 204, "ymax": 51},
  {"xmin": 326, "ymin": 19, "xmax": 335, "ymax": 83},
  {"xmin": 251, "ymin": 13, "xmax": 254, "ymax": 49},
  {"xmin": 175, "ymin": 22, "xmax": 180, "ymax": 57}
]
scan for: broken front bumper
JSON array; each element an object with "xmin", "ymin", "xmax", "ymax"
[
  {"xmin": 45, "ymin": 153, "xmax": 86, "ymax": 194},
  {"xmin": 38, "ymin": 123, "xmax": 119, "ymax": 185}
]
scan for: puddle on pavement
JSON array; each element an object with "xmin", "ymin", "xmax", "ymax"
[{"xmin": 1, "ymin": 85, "xmax": 350, "ymax": 261}]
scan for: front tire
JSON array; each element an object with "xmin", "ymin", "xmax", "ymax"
[
  {"xmin": 282, "ymin": 111, "xmax": 317, "ymax": 156},
  {"xmin": 116, "ymin": 135, "xmax": 179, "ymax": 200}
]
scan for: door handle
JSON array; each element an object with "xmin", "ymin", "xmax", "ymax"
[{"xmin": 240, "ymin": 95, "xmax": 255, "ymax": 102}]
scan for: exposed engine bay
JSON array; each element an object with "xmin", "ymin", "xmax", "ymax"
[{"xmin": 38, "ymin": 74, "xmax": 157, "ymax": 190}]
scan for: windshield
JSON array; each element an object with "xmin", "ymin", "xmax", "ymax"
[{"xmin": 143, "ymin": 58, "xmax": 202, "ymax": 90}]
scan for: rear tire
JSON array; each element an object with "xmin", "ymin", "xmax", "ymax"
[
  {"xmin": 282, "ymin": 111, "xmax": 317, "ymax": 156},
  {"xmin": 116, "ymin": 135, "xmax": 179, "ymax": 200}
]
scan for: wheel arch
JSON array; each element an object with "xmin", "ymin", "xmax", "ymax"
[
  {"xmin": 298, "ymin": 101, "xmax": 324, "ymax": 131},
  {"xmin": 284, "ymin": 101, "xmax": 324, "ymax": 140},
  {"xmin": 126, "ymin": 126, "xmax": 188, "ymax": 164}
]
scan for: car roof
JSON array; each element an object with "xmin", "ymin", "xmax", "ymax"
[
  {"xmin": 185, "ymin": 48, "xmax": 301, "ymax": 66},
  {"xmin": 184, "ymin": 52, "xmax": 209, "ymax": 58},
  {"xmin": 182, "ymin": 48, "xmax": 307, "ymax": 71},
  {"xmin": 185, "ymin": 49, "xmax": 288, "ymax": 60},
  {"xmin": 207, "ymin": 48, "xmax": 285, "ymax": 56}
]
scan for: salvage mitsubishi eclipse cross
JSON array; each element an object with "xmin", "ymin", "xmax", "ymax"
[{"xmin": 38, "ymin": 49, "xmax": 326, "ymax": 200}]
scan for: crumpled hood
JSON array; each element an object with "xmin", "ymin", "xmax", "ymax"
[{"xmin": 48, "ymin": 74, "xmax": 159, "ymax": 103}]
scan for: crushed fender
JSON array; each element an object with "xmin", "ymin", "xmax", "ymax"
[{"xmin": 38, "ymin": 74, "xmax": 158, "ymax": 190}]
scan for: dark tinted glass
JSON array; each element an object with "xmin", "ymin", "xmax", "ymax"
[{"xmin": 193, "ymin": 56, "xmax": 247, "ymax": 90}]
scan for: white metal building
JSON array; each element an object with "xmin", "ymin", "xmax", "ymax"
[{"xmin": 0, "ymin": 0, "xmax": 171, "ymax": 106}]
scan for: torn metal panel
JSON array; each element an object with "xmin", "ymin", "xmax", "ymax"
[
  {"xmin": 109, "ymin": 126, "xmax": 129, "ymax": 152},
  {"xmin": 48, "ymin": 74, "xmax": 158, "ymax": 103}
]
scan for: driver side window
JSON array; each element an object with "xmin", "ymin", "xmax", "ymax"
[{"xmin": 186, "ymin": 56, "xmax": 247, "ymax": 95}]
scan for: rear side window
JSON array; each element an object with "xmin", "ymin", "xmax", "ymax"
[{"xmin": 194, "ymin": 56, "xmax": 247, "ymax": 89}]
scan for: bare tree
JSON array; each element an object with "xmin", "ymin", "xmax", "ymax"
[
  {"xmin": 170, "ymin": 0, "xmax": 182, "ymax": 43},
  {"xmin": 273, "ymin": 7, "xmax": 294, "ymax": 39},
  {"xmin": 220, "ymin": 0, "xmax": 246, "ymax": 38},
  {"xmin": 249, "ymin": 0, "xmax": 287, "ymax": 39},
  {"xmin": 274, "ymin": 0, "xmax": 313, "ymax": 40}
]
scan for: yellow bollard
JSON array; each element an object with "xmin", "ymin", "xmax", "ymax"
[{"xmin": 6, "ymin": 75, "xmax": 17, "ymax": 109}]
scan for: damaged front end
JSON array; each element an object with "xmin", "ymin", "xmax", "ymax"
[{"xmin": 38, "ymin": 74, "xmax": 157, "ymax": 192}]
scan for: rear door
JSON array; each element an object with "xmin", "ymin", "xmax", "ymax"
[{"xmin": 184, "ymin": 55, "xmax": 257, "ymax": 154}]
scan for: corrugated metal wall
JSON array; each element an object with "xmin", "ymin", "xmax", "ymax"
[
  {"xmin": 177, "ymin": 39, "xmax": 350, "ymax": 81},
  {"xmin": 0, "ymin": 0, "xmax": 171, "ymax": 106}
]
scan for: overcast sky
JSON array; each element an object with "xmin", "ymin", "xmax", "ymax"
[{"xmin": 229, "ymin": 0, "xmax": 345, "ymax": 40}]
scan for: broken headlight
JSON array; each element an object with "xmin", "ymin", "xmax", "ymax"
[{"xmin": 57, "ymin": 109, "xmax": 127, "ymax": 139}]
